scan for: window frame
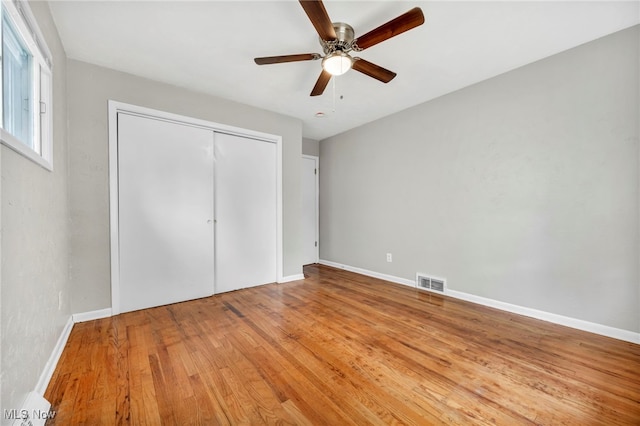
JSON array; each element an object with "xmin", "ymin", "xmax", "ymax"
[{"xmin": 0, "ymin": 0, "xmax": 53, "ymax": 171}]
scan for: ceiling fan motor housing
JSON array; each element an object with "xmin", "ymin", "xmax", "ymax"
[{"xmin": 321, "ymin": 22, "xmax": 355, "ymax": 54}]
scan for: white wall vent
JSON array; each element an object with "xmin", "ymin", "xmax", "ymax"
[{"xmin": 416, "ymin": 273, "xmax": 446, "ymax": 294}]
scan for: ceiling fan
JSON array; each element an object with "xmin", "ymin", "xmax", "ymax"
[{"xmin": 254, "ymin": 0, "xmax": 425, "ymax": 96}]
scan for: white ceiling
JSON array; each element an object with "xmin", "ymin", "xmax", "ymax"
[{"xmin": 48, "ymin": 1, "xmax": 639, "ymax": 140}]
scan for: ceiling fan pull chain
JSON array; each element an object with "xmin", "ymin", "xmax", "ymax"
[{"xmin": 332, "ymin": 77, "xmax": 336, "ymax": 113}]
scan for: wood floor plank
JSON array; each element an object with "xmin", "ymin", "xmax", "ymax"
[
  {"xmin": 281, "ymin": 399, "xmax": 313, "ymax": 426},
  {"xmin": 129, "ymin": 323, "xmax": 162, "ymax": 425},
  {"xmin": 46, "ymin": 264, "xmax": 640, "ymax": 424}
]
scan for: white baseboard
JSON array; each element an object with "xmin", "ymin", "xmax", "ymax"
[
  {"xmin": 33, "ymin": 316, "xmax": 73, "ymax": 396},
  {"xmin": 319, "ymin": 259, "xmax": 415, "ymax": 287},
  {"xmin": 11, "ymin": 391, "xmax": 53, "ymax": 426},
  {"xmin": 278, "ymin": 273, "xmax": 305, "ymax": 283},
  {"xmin": 72, "ymin": 307, "xmax": 112, "ymax": 323},
  {"xmin": 33, "ymin": 308, "xmax": 113, "ymax": 404},
  {"xmin": 445, "ymin": 289, "xmax": 640, "ymax": 344},
  {"xmin": 318, "ymin": 259, "xmax": 640, "ymax": 344}
]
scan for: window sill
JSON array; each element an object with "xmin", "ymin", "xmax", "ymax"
[{"xmin": 1, "ymin": 129, "xmax": 52, "ymax": 171}]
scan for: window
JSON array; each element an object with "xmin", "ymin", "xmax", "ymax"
[{"xmin": 0, "ymin": 0, "xmax": 52, "ymax": 170}]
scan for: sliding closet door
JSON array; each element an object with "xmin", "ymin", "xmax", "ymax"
[
  {"xmin": 214, "ymin": 132, "xmax": 277, "ymax": 293},
  {"xmin": 118, "ymin": 113, "xmax": 215, "ymax": 313}
]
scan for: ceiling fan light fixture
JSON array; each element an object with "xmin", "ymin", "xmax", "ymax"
[
  {"xmin": 322, "ymin": 51, "xmax": 352, "ymax": 76},
  {"xmin": 254, "ymin": 2, "xmax": 425, "ymax": 96}
]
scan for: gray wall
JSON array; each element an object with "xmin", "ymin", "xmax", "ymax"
[
  {"xmin": 302, "ymin": 137, "xmax": 320, "ymax": 157},
  {"xmin": 67, "ymin": 60, "xmax": 303, "ymax": 314},
  {"xmin": 1, "ymin": 1, "xmax": 69, "ymax": 415},
  {"xmin": 320, "ymin": 26, "xmax": 639, "ymax": 332}
]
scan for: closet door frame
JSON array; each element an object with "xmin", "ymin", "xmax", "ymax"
[{"xmin": 108, "ymin": 100, "xmax": 283, "ymax": 315}]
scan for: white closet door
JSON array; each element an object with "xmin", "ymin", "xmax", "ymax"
[
  {"xmin": 118, "ymin": 113, "xmax": 215, "ymax": 313},
  {"xmin": 301, "ymin": 156, "xmax": 318, "ymax": 265},
  {"xmin": 215, "ymin": 132, "xmax": 277, "ymax": 293}
]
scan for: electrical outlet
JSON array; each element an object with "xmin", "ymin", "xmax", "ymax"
[
  {"xmin": 58, "ymin": 291, "xmax": 63, "ymax": 310},
  {"xmin": 386, "ymin": 253, "xmax": 392, "ymax": 262}
]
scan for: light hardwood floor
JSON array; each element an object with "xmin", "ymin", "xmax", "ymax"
[{"xmin": 45, "ymin": 264, "xmax": 640, "ymax": 425}]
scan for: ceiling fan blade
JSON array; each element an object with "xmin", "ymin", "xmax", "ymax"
[
  {"xmin": 354, "ymin": 7, "xmax": 424, "ymax": 51},
  {"xmin": 254, "ymin": 54, "xmax": 320, "ymax": 65},
  {"xmin": 299, "ymin": 0, "xmax": 337, "ymax": 41},
  {"xmin": 352, "ymin": 59, "xmax": 396, "ymax": 83},
  {"xmin": 310, "ymin": 69, "xmax": 332, "ymax": 96}
]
